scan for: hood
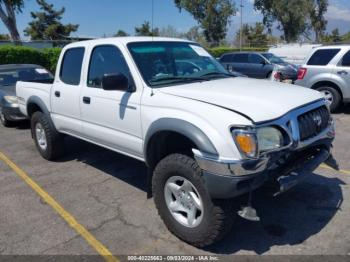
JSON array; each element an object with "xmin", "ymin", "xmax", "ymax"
[
  {"xmin": 159, "ymin": 77, "xmax": 323, "ymax": 123},
  {"xmin": 274, "ymin": 62, "xmax": 298, "ymax": 72},
  {"xmin": 0, "ymin": 85, "xmax": 16, "ymax": 96}
]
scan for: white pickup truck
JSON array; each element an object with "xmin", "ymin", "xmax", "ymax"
[{"xmin": 16, "ymin": 37, "xmax": 335, "ymax": 247}]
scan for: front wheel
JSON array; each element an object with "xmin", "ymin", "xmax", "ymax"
[
  {"xmin": 152, "ymin": 154, "xmax": 234, "ymax": 247},
  {"xmin": 31, "ymin": 112, "xmax": 64, "ymax": 160}
]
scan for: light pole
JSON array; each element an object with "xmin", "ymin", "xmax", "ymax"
[{"xmin": 240, "ymin": 0, "xmax": 243, "ymax": 51}]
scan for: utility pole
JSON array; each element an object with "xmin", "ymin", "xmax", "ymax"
[{"xmin": 240, "ymin": 0, "xmax": 243, "ymax": 51}]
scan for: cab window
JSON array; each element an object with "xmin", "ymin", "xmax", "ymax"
[
  {"xmin": 60, "ymin": 47, "xmax": 85, "ymax": 85},
  {"xmin": 87, "ymin": 45, "xmax": 133, "ymax": 89}
]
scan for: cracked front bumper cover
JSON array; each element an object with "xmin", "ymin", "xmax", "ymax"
[
  {"xmin": 272, "ymin": 148, "xmax": 330, "ymax": 196},
  {"xmin": 193, "ymin": 142, "xmax": 333, "ymax": 199}
]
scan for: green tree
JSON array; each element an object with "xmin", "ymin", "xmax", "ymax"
[
  {"xmin": 159, "ymin": 25, "xmax": 183, "ymax": 38},
  {"xmin": 24, "ymin": 0, "xmax": 79, "ymax": 40},
  {"xmin": 342, "ymin": 31, "xmax": 350, "ymax": 42},
  {"xmin": 234, "ymin": 23, "xmax": 268, "ymax": 47},
  {"xmin": 309, "ymin": 0, "xmax": 328, "ymax": 43},
  {"xmin": 184, "ymin": 26, "xmax": 208, "ymax": 47},
  {"xmin": 0, "ymin": 33, "xmax": 10, "ymax": 40},
  {"xmin": 114, "ymin": 30, "xmax": 129, "ymax": 37},
  {"xmin": 254, "ymin": 0, "xmax": 311, "ymax": 43},
  {"xmin": 134, "ymin": 21, "xmax": 159, "ymax": 36},
  {"xmin": 234, "ymin": 24, "xmax": 250, "ymax": 46},
  {"xmin": 174, "ymin": 0, "xmax": 236, "ymax": 46},
  {"xmin": 322, "ymin": 28, "xmax": 342, "ymax": 43},
  {"xmin": 0, "ymin": 0, "xmax": 23, "ymax": 42}
]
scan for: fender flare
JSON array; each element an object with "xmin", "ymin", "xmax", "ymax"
[
  {"xmin": 27, "ymin": 96, "xmax": 50, "ymax": 116},
  {"xmin": 27, "ymin": 96, "xmax": 57, "ymax": 138},
  {"xmin": 144, "ymin": 118, "xmax": 218, "ymax": 166}
]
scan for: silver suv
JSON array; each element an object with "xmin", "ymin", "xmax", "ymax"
[{"xmin": 295, "ymin": 45, "xmax": 350, "ymax": 111}]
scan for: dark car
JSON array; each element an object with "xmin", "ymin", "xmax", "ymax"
[
  {"xmin": 0, "ymin": 64, "xmax": 53, "ymax": 127},
  {"xmin": 219, "ymin": 52, "xmax": 298, "ymax": 80},
  {"xmin": 175, "ymin": 59, "xmax": 246, "ymax": 77}
]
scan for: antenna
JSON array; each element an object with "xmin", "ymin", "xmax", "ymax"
[
  {"xmin": 151, "ymin": 0, "xmax": 155, "ymax": 41},
  {"xmin": 240, "ymin": 0, "xmax": 243, "ymax": 51},
  {"xmin": 150, "ymin": 0, "xmax": 155, "ymax": 97}
]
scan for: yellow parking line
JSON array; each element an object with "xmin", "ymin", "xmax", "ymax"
[
  {"xmin": 320, "ymin": 163, "xmax": 350, "ymax": 175},
  {"xmin": 0, "ymin": 152, "xmax": 119, "ymax": 262}
]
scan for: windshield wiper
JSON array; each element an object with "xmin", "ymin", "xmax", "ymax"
[
  {"xmin": 150, "ymin": 76, "xmax": 208, "ymax": 84},
  {"xmin": 200, "ymin": 72, "xmax": 235, "ymax": 78}
]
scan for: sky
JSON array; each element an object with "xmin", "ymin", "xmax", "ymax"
[{"xmin": 0, "ymin": 0, "xmax": 350, "ymax": 41}]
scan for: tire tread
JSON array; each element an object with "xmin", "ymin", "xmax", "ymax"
[{"xmin": 152, "ymin": 153, "xmax": 234, "ymax": 247}]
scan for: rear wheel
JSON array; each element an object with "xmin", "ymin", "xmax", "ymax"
[
  {"xmin": 316, "ymin": 86, "xmax": 341, "ymax": 112},
  {"xmin": 152, "ymin": 154, "xmax": 235, "ymax": 247},
  {"xmin": 31, "ymin": 112, "xmax": 64, "ymax": 160}
]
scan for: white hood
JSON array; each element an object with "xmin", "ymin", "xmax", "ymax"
[{"xmin": 159, "ymin": 77, "xmax": 324, "ymax": 123}]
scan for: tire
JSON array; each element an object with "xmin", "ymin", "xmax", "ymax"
[
  {"xmin": 152, "ymin": 153, "xmax": 235, "ymax": 247},
  {"xmin": 266, "ymin": 72, "xmax": 272, "ymax": 79},
  {"xmin": 0, "ymin": 110, "xmax": 12, "ymax": 127},
  {"xmin": 31, "ymin": 111, "xmax": 64, "ymax": 160},
  {"xmin": 316, "ymin": 86, "xmax": 341, "ymax": 112}
]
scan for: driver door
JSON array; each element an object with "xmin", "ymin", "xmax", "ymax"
[
  {"xmin": 248, "ymin": 53, "xmax": 270, "ymax": 79},
  {"xmin": 80, "ymin": 44, "xmax": 143, "ymax": 158}
]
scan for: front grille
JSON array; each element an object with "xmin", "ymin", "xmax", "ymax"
[{"xmin": 298, "ymin": 106, "xmax": 330, "ymax": 141}]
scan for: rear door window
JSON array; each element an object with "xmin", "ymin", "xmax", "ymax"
[
  {"xmin": 60, "ymin": 47, "xmax": 85, "ymax": 85},
  {"xmin": 340, "ymin": 50, "xmax": 350, "ymax": 67},
  {"xmin": 307, "ymin": 49, "xmax": 340, "ymax": 66},
  {"xmin": 220, "ymin": 54, "xmax": 234, "ymax": 63},
  {"xmin": 248, "ymin": 54, "xmax": 265, "ymax": 64},
  {"xmin": 232, "ymin": 54, "xmax": 248, "ymax": 63}
]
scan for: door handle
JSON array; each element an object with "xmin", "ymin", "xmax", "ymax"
[
  {"xmin": 54, "ymin": 91, "xmax": 60, "ymax": 97},
  {"xmin": 337, "ymin": 70, "xmax": 348, "ymax": 75},
  {"xmin": 83, "ymin": 96, "xmax": 91, "ymax": 104}
]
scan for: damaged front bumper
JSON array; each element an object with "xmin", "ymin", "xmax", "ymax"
[
  {"xmin": 195, "ymin": 142, "xmax": 332, "ymax": 199},
  {"xmin": 193, "ymin": 111, "xmax": 335, "ymax": 199}
]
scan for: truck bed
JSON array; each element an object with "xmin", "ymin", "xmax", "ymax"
[{"xmin": 16, "ymin": 81, "xmax": 53, "ymax": 117}]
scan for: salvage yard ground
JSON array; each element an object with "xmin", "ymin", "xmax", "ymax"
[{"xmin": 0, "ymin": 107, "xmax": 349, "ymax": 257}]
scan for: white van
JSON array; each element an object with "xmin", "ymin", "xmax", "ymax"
[{"xmin": 269, "ymin": 43, "xmax": 321, "ymax": 65}]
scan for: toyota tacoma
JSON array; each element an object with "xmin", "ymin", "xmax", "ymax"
[{"xmin": 16, "ymin": 37, "xmax": 335, "ymax": 247}]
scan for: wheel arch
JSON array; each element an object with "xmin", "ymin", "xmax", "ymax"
[
  {"xmin": 144, "ymin": 118, "xmax": 218, "ymax": 170},
  {"xmin": 26, "ymin": 96, "xmax": 50, "ymax": 118},
  {"xmin": 311, "ymin": 81, "xmax": 343, "ymax": 100}
]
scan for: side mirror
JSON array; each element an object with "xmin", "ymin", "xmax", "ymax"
[{"xmin": 102, "ymin": 73, "xmax": 129, "ymax": 91}]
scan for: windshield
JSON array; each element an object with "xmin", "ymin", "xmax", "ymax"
[
  {"xmin": 127, "ymin": 41, "xmax": 231, "ymax": 87},
  {"xmin": 261, "ymin": 53, "xmax": 285, "ymax": 64},
  {"xmin": 0, "ymin": 67, "xmax": 53, "ymax": 87}
]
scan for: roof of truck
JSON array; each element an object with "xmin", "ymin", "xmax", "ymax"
[{"xmin": 64, "ymin": 36, "xmax": 194, "ymax": 48}]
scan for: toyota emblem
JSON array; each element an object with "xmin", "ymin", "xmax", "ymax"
[{"xmin": 313, "ymin": 114, "xmax": 322, "ymax": 127}]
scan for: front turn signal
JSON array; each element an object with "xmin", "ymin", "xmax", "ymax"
[{"xmin": 234, "ymin": 131, "xmax": 258, "ymax": 158}]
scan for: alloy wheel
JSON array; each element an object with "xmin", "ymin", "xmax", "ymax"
[
  {"xmin": 35, "ymin": 122, "xmax": 48, "ymax": 150},
  {"xmin": 164, "ymin": 176, "xmax": 204, "ymax": 228}
]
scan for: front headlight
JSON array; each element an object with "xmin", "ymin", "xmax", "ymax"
[
  {"xmin": 4, "ymin": 96, "xmax": 19, "ymax": 104},
  {"xmin": 257, "ymin": 127, "xmax": 283, "ymax": 152}
]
